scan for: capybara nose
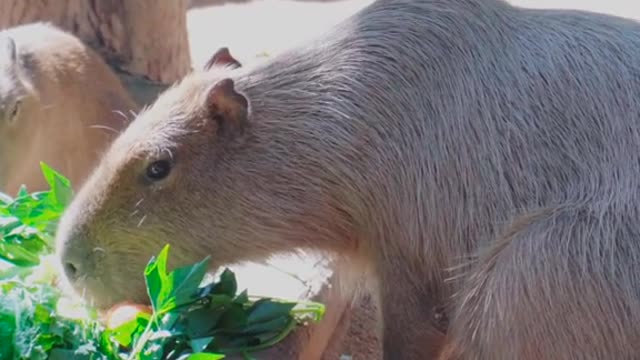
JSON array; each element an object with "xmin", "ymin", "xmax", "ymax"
[
  {"xmin": 63, "ymin": 260, "xmax": 79, "ymax": 281},
  {"xmin": 60, "ymin": 245, "xmax": 87, "ymax": 282},
  {"xmin": 58, "ymin": 235, "xmax": 92, "ymax": 283}
]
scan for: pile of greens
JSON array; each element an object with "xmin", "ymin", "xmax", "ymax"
[{"xmin": 0, "ymin": 163, "xmax": 325, "ymax": 360}]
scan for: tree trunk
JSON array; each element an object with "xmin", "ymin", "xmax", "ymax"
[{"xmin": 0, "ymin": 0, "xmax": 190, "ymax": 85}]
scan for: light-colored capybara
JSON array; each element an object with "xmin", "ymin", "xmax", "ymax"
[
  {"xmin": 55, "ymin": 0, "xmax": 640, "ymax": 358},
  {"xmin": 0, "ymin": 22, "xmax": 138, "ymax": 194}
]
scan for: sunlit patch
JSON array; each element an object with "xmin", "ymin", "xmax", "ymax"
[
  {"xmin": 24, "ymin": 254, "xmax": 58, "ymax": 285},
  {"xmin": 103, "ymin": 302, "xmax": 152, "ymax": 329},
  {"xmin": 55, "ymin": 294, "xmax": 92, "ymax": 321}
]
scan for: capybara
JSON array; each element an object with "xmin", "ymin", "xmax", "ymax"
[
  {"xmin": 55, "ymin": 0, "xmax": 640, "ymax": 358},
  {"xmin": 201, "ymin": 48, "xmax": 383, "ymax": 360},
  {"xmin": 0, "ymin": 22, "xmax": 138, "ymax": 194},
  {"xmin": 32, "ymin": 41, "xmax": 382, "ymax": 359}
]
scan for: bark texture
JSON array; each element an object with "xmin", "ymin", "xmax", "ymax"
[{"xmin": 0, "ymin": 0, "xmax": 191, "ymax": 84}]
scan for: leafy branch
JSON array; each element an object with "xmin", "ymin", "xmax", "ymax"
[{"xmin": 0, "ymin": 163, "xmax": 325, "ymax": 360}]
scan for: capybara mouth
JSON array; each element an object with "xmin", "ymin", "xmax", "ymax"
[
  {"xmin": 56, "ymin": 257, "xmax": 151, "ymax": 311},
  {"xmin": 73, "ymin": 276, "xmax": 150, "ymax": 311}
]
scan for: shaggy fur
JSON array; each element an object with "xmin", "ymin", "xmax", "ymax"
[
  {"xmin": 0, "ymin": 22, "xmax": 138, "ymax": 194},
  {"xmin": 57, "ymin": 0, "xmax": 640, "ymax": 358}
]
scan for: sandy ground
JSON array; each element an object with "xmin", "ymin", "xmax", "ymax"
[{"xmin": 183, "ymin": 0, "xmax": 640, "ymax": 298}]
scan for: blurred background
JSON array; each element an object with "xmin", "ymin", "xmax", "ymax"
[{"xmin": 185, "ymin": 0, "xmax": 640, "ymax": 69}]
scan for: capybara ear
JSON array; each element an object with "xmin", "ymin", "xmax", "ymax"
[
  {"xmin": 206, "ymin": 78, "xmax": 249, "ymax": 136},
  {"xmin": 204, "ymin": 47, "xmax": 242, "ymax": 71}
]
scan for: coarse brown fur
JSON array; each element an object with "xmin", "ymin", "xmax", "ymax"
[
  {"xmin": 56, "ymin": 0, "xmax": 640, "ymax": 358},
  {"xmin": 0, "ymin": 22, "xmax": 138, "ymax": 194}
]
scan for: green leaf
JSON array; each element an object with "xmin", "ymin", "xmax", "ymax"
[
  {"xmin": 16, "ymin": 185, "xmax": 28, "ymax": 198},
  {"xmin": 164, "ymin": 256, "xmax": 211, "ymax": 312},
  {"xmin": 48, "ymin": 349, "xmax": 93, "ymax": 360},
  {"xmin": 190, "ymin": 336, "xmax": 214, "ymax": 352},
  {"xmin": 144, "ymin": 245, "xmax": 211, "ymax": 315},
  {"xmin": 40, "ymin": 162, "xmax": 73, "ymax": 208},
  {"xmin": 232, "ymin": 290, "xmax": 249, "ymax": 305},
  {"xmin": 246, "ymin": 300, "xmax": 296, "ymax": 325},
  {"xmin": 180, "ymin": 305, "xmax": 225, "ymax": 338},
  {"xmin": 33, "ymin": 304, "xmax": 51, "ymax": 324},
  {"xmin": 211, "ymin": 269, "xmax": 237, "ymax": 297},
  {"xmin": 144, "ymin": 244, "xmax": 171, "ymax": 313},
  {"xmin": 0, "ymin": 311, "xmax": 17, "ymax": 360},
  {"xmin": 240, "ymin": 315, "xmax": 291, "ymax": 336},
  {"xmin": 215, "ymin": 304, "xmax": 248, "ymax": 332},
  {"xmin": 158, "ymin": 310, "xmax": 182, "ymax": 331},
  {"xmin": 0, "ymin": 241, "xmax": 42, "ymax": 266},
  {"xmin": 109, "ymin": 313, "xmax": 150, "ymax": 348},
  {"xmin": 186, "ymin": 352, "xmax": 225, "ymax": 360},
  {"xmin": 0, "ymin": 163, "xmax": 325, "ymax": 360}
]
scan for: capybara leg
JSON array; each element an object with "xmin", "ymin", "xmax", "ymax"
[
  {"xmin": 378, "ymin": 264, "xmax": 446, "ymax": 359},
  {"xmin": 448, "ymin": 205, "xmax": 640, "ymax": 360}
]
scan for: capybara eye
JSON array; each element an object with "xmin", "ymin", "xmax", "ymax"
[{"xmin": 145, "ymin": 160, "xmax": 172, "ymax": 181}]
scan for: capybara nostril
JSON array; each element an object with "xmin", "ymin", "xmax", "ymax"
[
  {"xmin": 63, "ymin": 261, "xmax": 79, "ymax": 281},
  {"xmin": 59, "ymin": 243, "xmax": 88, "ymax": 282},
  {"xmin": 57, "ymin": 228, "xmax": 93, "ymax": 284}
]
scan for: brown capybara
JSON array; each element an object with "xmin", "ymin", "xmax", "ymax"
[
  {"xmin": 0, "ymin": 22, "xmax": 138, "ymax": 194},
  {"xmin": 55, "ymin": 0, "xmax": 640, "ymax": 358}
]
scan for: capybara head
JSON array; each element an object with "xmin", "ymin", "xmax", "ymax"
[
  {"xmin": 55, "ymin": 48, "xmax": 327, "ymax": 309},
  {"xmin": 0, "ymin": 35, "xmax": 37, "ymax": 189}
]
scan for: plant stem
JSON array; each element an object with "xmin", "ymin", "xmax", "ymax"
[
  {"xmin": 218, "ymin": 316, "xmax": 298, "ymax": 354},
  {"xmin": 126, "ymin": 314, "xmax": 158, "ymax": 360}
]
